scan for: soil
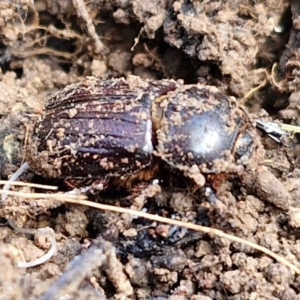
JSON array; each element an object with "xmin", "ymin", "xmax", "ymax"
[{"xmin": 0, "ymin": 0, "xmax": 300, "ymax": 299}]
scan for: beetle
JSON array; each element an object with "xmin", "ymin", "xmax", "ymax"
[{"xmin": 24, "ymin": 76, "xmax": 291, "ymax": 210}]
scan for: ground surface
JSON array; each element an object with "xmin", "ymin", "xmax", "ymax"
[{"xmin": 1, "ymin": 0, "xmax": 300, "ymax": 299}]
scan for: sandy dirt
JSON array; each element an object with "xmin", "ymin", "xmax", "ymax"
[{"xmin": 0, "ymin": 0, "xmax": 300, "ymax": 299}]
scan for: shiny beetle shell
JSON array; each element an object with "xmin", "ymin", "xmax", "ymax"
[
  {"xmin": 25, "ymin": 76, "xmax": 179, "ymax": 179},
  {"xmin": 25, "ymin": 76, "xmax": 264, "ymax": 187},
  {"xmin": 155, "ymin": 85, "xmax": 263, "ymax": 186}
]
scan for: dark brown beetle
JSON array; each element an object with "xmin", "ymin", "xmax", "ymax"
[{"xmin": 25, "ymin": 76, "xmax": 265, "ymax": 191}]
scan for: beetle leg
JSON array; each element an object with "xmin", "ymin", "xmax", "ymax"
[
  {"xmin": 125, "ymin": 179, "xmax": 162, "ymax": 211},
  {"xmin": 64, "ymin": 178, "xmax": 107, "ymax": 194},
  {"xmin": 120, "ymin": 179, "xmax": 162, "ymax": 226}
]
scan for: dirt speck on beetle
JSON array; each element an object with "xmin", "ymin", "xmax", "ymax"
[{"xmin": 0, "ymin": 0, "xmax": 299, "ymax": 299}]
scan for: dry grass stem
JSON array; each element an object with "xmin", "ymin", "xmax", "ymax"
[
  {"xmin": 2, "ymin": 188, "xmax": 298, "ymax": 274},
  {"xmin": 59, "ymin": 198, "xmax": 300, "ymax": 275},
  {"xmin": 72, "ymin": 0, "xmax": 106, "ymax": 54},
  {"xmin": 0, "ymin": 190, "xmax": 87, "ymax": 201},
  {"xmin": 0, "ymin": 180, "xmax": 58, "ymax": 190}
]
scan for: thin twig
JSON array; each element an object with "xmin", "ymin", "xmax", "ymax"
[
  {"xmin": 72, "ymin": 0, "xmax": 106, "ymax": 54},
  {"xmin": 0, "ymin": 180, "xmax": 57, "ymax": 190},
  {"xmin": 0, "ymin": 189, "xmax": 87, "ymax": 200},
  {"xmin": 58, "ymin": 198, "xmax": 300, "ymax": 275},
  {"xmin": 8, "ymin": 219, "xmax": 57, "ymax": 269},
  {"xmin": 1, "ymin": 162, "xmax": 30, "ymax": 201},
  {"xmin": 2, "ymin": 188, "xmax": 299, "ymax": 274},
  {"xmin": 18, "ymin": 230, "xmax": 56, "ymax": 268},
  {"xmin": 37, "ymin": 237, "xmax": 133, "ymax": 300}
]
